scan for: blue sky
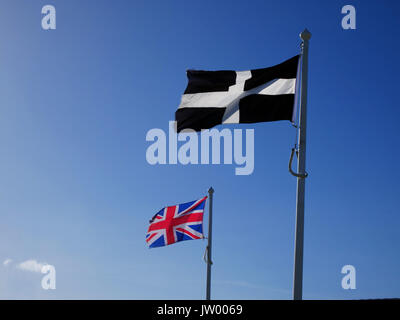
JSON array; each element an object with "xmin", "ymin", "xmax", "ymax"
[{"xmin": 0, "ymin": 0, "xmax": 399, "ymax": 299}]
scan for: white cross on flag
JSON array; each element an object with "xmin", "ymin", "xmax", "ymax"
[{"xmin": 175, "ymin": 55, "xmax": 300, "ymax": 132}]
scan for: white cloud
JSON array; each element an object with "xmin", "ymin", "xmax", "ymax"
[
  {"xmin": 3, "ymin": 258, "xmax": 13, "ymax": 267},
  {"xmin": 16, "ymin": 259, "xmax": 47, "ymax": 273}
]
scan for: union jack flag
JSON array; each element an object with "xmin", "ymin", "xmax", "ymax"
[{"xmin": 146, "ymin": 196, "xmax": 207, "ymax": 248}]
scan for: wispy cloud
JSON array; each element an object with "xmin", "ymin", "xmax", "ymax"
[
  {"xmin": 3, "ymin": 258, "xmax": 13, "ymax": 267},
  {"xmin": 16, "ymin": 259, "xmax": 47, "ymax": 273}
]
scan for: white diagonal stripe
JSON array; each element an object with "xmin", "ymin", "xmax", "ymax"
[
  {"xmin": 222, "ymin": 77, "xmax": 296, "ymax": 124},
  {"xmin": 178, "ymin": 77, "xmax": 296, "ymax": 112}
]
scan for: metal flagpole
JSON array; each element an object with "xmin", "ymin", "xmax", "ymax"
[
  {"xmin": 206, "ymin": 187, "xmax": 214, "ymax": 300},
  {"xmin": 293, "ymin": 29, "xmax": 311, "ymax": 300}
]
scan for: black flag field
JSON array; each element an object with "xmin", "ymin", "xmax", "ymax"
[{"xmin": 175, "ymin": 55, "xmax": 300, "ymax": 132}]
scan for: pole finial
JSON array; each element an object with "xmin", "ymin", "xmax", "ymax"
[
  {"xmin": 299, "ymin": 28, "xmax": 311, "ymax": 41},
  {"xmin": 208, "ymin": 187, "xmax": 214, "ymax": 194}
]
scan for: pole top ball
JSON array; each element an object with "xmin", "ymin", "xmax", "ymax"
[
  {"xmin": 300, "ymin": 28, "xmax": 312, "ymax": 41},
  {"xmin": 208, "ymin": 187, "xmax": 214, "ymax": 194}
]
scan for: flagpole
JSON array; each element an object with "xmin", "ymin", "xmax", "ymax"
[
  {"xmin": 206, "ymin": 187, "xmax": 214, "ymax": 300},
  {"xmin": 293, "ymin": 28, "xmax": 311, "ymax": 300}
]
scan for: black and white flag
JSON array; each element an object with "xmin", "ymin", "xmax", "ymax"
[{"xmin": 175, "ymin": 55, "xmax": 300, "ymax": 132}]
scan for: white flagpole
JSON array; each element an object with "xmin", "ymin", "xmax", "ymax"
[
  {"xmin": 293, "ymin": 29, "xmax": 311, "ymax": 300},
  {"xmin": 206, "ymin": 187, "xmax": 214, "ymax": 300}
]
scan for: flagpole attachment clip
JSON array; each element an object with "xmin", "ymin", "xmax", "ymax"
[
  {"xmin": 289, "ymin": 148, "xmax": 308, "ymax": 178},
  {"xmin": 203, "ymin": 246, "xmax": 213, "ymax": 265}
]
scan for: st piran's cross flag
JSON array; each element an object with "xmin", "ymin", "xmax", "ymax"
[
  {"xmin": 146, "ymin": 196, "xmax": 207, "ymax": 248},
  {"xmin": 175, "ymin": 55, "xmax": 300, "ymax": 132}
]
